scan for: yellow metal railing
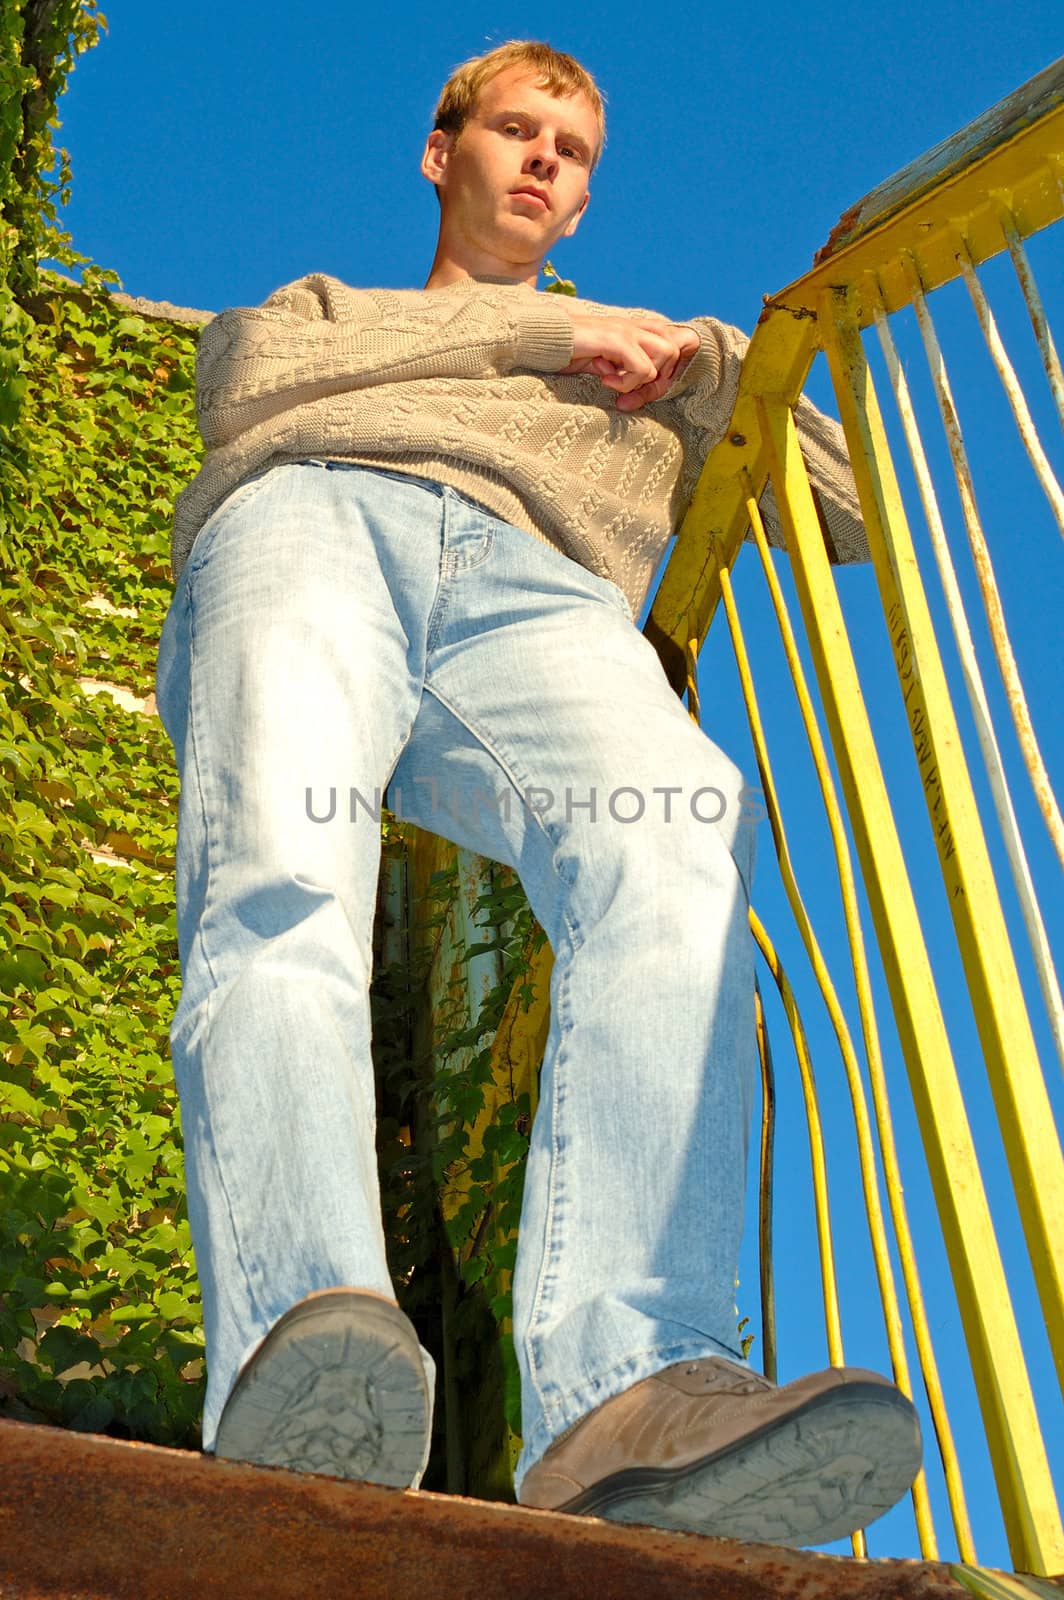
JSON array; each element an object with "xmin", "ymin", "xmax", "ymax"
[{"xmin": 645, "ymin": 55, "xmax": 1064, "ymax": 1579}]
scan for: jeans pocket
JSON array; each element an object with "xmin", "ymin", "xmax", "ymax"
[
  {"xmin": 529, "ymin": 529, "xmax": 635, "ymax": 622},
  {"xmin": 185, "ymin": 468, "xmax": 276, "ymax": 575}
]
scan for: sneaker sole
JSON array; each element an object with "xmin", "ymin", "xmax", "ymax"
[
  {"xmin": 213, "ymin": 1290, "xmax": 431, "ymax": 1488},
  {"xmin": 562, "ymin": 1382, "xmax": 921, "ymax": 1547}
]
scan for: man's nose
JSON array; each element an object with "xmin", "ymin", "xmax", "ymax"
[{"xmin": 526, "ymin": 145, "xmax": 558, "ymax": 181}]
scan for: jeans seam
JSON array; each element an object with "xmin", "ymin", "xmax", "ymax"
[
  {"xmin": 425, "ymin": 490, "xmax": 453, "ymax": 655},
  {"xmin": 440, "ymin": 484, "xmax": 499, "ymax": 572},
  {"xmin": 419, "ymin": 682, "xmax": 572, "ymax": 903},
  {"xmin": 419, "ymin": 678, "xmax": 583, "ymax": 1417},
  {"xmin": 184, "ymin": 576, "xmax": 218, "ymax": 998},
  {"xmin": 524, "ymin": 922, "xmax": 579, "ymax": 1420},
  {"xmin": 183, "ymin": 567, "xmax": 269, "ymax": 1329}
]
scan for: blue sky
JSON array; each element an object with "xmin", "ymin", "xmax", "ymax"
[{"xmin": 52, "ymin": 0, "xmax": 1063, "ymax": 1570}]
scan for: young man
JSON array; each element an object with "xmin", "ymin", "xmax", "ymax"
[{"xmin": 156, "ymin": 41, "xmax": 921, "ymax": 1547}]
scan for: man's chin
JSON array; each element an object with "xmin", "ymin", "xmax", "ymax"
[{"xmin": 493, "ymin": 217, "xmax": 568, "ymax": 260}]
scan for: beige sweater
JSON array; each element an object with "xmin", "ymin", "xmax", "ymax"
[{"xmin": 172, "ymin": 273, "xmax": 866, "ymax": 615}]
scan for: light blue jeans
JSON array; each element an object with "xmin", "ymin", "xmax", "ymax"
[{"xmin": 155, "ymin": 461, "xmax": 758, "ymax": 1492}]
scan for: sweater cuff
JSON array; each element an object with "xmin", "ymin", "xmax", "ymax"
[
  {"xmin": 514, "ymin": 296, "xmax": 576, "ymax": 372},
  {"xmin": 662, "ymin": 325, "xmax": 722, "ymax": 401}
]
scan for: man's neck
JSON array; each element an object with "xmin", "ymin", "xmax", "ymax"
[{"xmin": 423, "ymin": 236, "xmax": 542, "ymax": 290}]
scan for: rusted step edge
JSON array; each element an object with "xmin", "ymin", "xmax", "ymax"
[{"xmin": 0, "ymin": 1417, "xmax": 989, "ymax": 1600}]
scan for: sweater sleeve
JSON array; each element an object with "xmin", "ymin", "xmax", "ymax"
[
  {"xmin": 664, "ymin": 317, "xmax": 869, "ymax": 564},
  {"xmin": 194, "ymin": 274, "xmax": 576, "ymax": 449}
]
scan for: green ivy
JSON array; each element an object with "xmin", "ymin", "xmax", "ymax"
[
  {"xmin": 372, "ymin": 847, "xmax": 542, "ymax": 1449},
  {"xmin": 0, "ymin": 3, "xmax": 199, "ymax": 1446},
  {"xmin": 541, "ymin": 258, "xmax": 577, "ymax": 296},
  {"xmin": 0, "ymin": 271, "xmax": 205, "ymax": 1442},
  {"xmin": 425, "ymin": 867, "xmax": 541, "ymax": 1439},
  {"xmin": 1, "ymin": 1, "xmax": 104, "ymax": 426}
]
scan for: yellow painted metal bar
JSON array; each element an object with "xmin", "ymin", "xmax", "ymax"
[
  {"xmin": 685, "ymin": 635, "xmax": 701, "ymax": 724},
  {"xmin": 756, "ymin": 392, "xmax": 1063, "ymax": 1575},
  {"xmin": 869, "ymin": 291, "xmax": 1064, "ymax": 1079},
  {"xmin": 753, "ymin": 980, "xmax": 778, "ymax": 1386},
  {"xmin": 770, "ymin": 90, "xmax": 1064, "ymax": 322},
  {"xmin": 1000, "ymin": 206, "xmax": 1064, "ymax": 430},
  {"xmin": 818, "ymin": 290, "xmax": 1064, "ymax": 1390},
  {"xmin": 747, "ymin": 907, "xmax": 866, "ymax": 1563},
  {"xmin": 747, "ymin": 909, "xmax": 844, "ymax": 1370},
  {"xmin": 644, "ymin": 307, "xmax": 817, "ymax": 694},
  {"xmin": 955, "ymin": 243, "xmax": 1064, "ymax": 536},
  {"xmin": 952, "ymin": 1566, "xmax": 1064, "ymax": 1600},
  {"xmin": 738, "ymin": 473, "xmax": 974, "ymax": 1561},
  {"xmin": 722, "ymin": 559, "xmax": 938, "ymax": 1557},
  {"xmin": 820, "ymin": 59, "xmax": 1064, "ymax": 260},
  {"xmin": 901, "ymin": 253, "xmax": 1064, "ymax": 879}
]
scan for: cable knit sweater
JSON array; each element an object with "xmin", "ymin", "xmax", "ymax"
[{"xmin": 172, "ymin": 273, "xmax": 866, "ymax": 616}]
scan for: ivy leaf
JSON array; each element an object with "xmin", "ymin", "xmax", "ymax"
[
  {"xmin": 462, "ymin": 940, "xmax": 505, "ymax": 961},
  {"xmin": 460, "ymin": 1255, "xmax": 489, "ymax": 1286},
  {"xmin": 66, "ymin": 1391, "xmax": 116, "ymax": 1433},
  {"xmin": 39, "ymin": 1324, "xmax": 104, "ymax": 1375},
  {"xmin": 1, "ymin": 1082, "xmax": 42, "ymax": 1120},
  {"xmin": 541, "ymin": 260, "xmax": 577, "ymax": 296},
  {"xmin": 112, "ymin": 1303, "xmax": 158, "ymax": 1327},
  {"xmin": 71, "ymin": 1186, "xmax": 121, "ymax": 1227}
]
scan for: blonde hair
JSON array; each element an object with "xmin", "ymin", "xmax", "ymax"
[{"xmin": 433, "ymin": 41, "xmax": 606, "ymax": 167}]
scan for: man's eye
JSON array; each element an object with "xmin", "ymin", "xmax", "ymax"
[{"xmin": 502, "ymin": 123, "xmax": 523, "ymax": 136}]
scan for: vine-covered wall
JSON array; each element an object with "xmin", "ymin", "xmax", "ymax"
[{"xmin": 1, "ymin": 1, "xmax": 208, "ymax": 1445}]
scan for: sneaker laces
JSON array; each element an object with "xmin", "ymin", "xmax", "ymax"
[{"xmin": 681, "ymin": 1358, "xmax": 776, "ymax": 1396}]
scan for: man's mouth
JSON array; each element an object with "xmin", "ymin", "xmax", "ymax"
[{"xmin": 511, "ymin": 187, "xmax": 550, "ymax": 210}]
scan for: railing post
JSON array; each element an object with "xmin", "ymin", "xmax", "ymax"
[
  {"xmin": 817, "ymin": 287, "xmax": 1064, "ymax": 1389},
  {"xmin": 756, "ymin": 390, "xmax": 1064, "ymax": 1576}
]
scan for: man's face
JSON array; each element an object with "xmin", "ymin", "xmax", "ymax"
[{"xmin": 423, "ymin": 66, "xmax": 597, "ymax": 268}]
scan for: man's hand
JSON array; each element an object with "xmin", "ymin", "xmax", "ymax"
[{"xmin": 559, "ymin": 311, "xmax": 701, "ymax": 411}]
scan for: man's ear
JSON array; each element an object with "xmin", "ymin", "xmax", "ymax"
[
  {"xmin": 421, "ymin": 129, "xmax": 452, "ymax": 189},
  {"xmin": 562, "ymin": 189, "xmax": 591, "ymax": 239}
]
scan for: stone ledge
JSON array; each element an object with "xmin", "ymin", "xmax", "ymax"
[
  {"xmin": 0, "ymin": 1416, "xmax": 992, "ymax": 1600},
  {"xmin": 110, "ymin": 290, "xmax": 213, "ymax": 325}
]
